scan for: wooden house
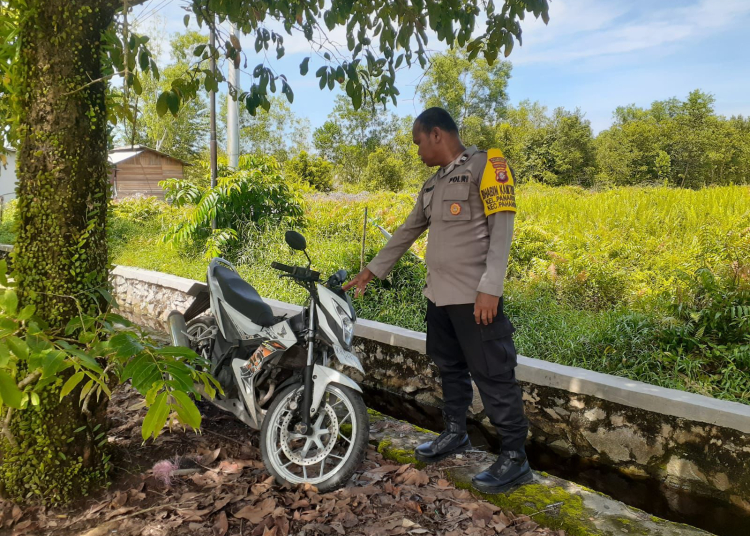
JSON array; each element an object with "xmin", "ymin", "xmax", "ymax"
[{"xmin": 108, "ymin": 145, "xmax": 187, "ymax": 199}]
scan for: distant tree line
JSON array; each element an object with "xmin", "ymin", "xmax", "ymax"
[{"xmin": 119, "ymin": 37, "xmax": 750, "ymax": 191}]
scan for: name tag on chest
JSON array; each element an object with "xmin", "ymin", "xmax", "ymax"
[{"xmin": 448, "ymin": 175, "xmax": 469, "ymax": 184}]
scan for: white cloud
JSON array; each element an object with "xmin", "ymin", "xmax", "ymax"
[{"xmin": 512, "ymin": 0, "xmax": 750, "ymax": 65}]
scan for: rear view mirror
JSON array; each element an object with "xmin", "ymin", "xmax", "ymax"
[{"xmin": 285, "ymin": 230, "xmax": 307, "ymax": 251}]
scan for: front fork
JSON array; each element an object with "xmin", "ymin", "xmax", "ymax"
[{"xmin": 298, "ymin": 302, "xmax": 317, "ymax": 435}]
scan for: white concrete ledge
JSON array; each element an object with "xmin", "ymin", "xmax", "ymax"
[
  {"xmin": 18, "ymin": 257, "xmax": 750, "ymax": 435},
  {"xmin": 346, "ymin": 312, "xmax": 750, "ymax": 434},
  {"xmin": 111, "ymin": 265, "xmax": 207, "ymax": 296}
]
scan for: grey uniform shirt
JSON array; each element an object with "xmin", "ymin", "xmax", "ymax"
[{"xmin": 367, "ymin": 146, "xmax": 515, "ymax": 307}]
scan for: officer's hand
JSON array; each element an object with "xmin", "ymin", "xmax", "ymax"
[
  {"xmin": 343, "ymin": 268, "xmax": 375, "ymax": 298},
  {"xmin": 474, "ymin": 292, "xmax": 500, "ymax": 325}
]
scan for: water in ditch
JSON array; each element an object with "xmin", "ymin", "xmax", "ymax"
[{"xmin": 361, "ymin": 384, "xmax": 750, "ymax": 536}]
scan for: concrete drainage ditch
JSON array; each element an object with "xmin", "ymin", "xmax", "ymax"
[{"xmin": 109, "ymin": 264, "xmax": 750, "ymax": 536}]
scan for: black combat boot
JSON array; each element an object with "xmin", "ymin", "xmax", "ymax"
[
  {"xmin": 471, "ymin": 450, "xmax": 533, "ymax": 494},
  {"xmin": 414, "ymin": 412, "xmax": 471, "ymax": 464}
]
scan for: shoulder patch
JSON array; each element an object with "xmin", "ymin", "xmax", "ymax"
[{"xmin": 480, "ymin": 148, "xmax": 517, "ymax": 216}]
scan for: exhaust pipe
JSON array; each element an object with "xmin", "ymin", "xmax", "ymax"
[{"xmin": 167, "ymin": 310, "xmax": 191, "ymax": 348}]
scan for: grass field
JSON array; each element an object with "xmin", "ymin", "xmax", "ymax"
[{"xmin": 2, "ymin": 184, "xmax": 748, "ymax": 403}]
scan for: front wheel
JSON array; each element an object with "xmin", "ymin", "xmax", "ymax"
[{"xmin": 260, "ymin": 383, "xmax": 369, "ymax": 492}]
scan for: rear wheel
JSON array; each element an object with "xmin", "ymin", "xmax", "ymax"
[
  {"xmin": 260, "ymin": 383, "xmax": 369, "ymax": 492},
  {"xmin": 186, "ymin": 316, "xmax": 215, "ymax": 359}
]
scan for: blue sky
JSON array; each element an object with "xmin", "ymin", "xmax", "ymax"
[{"xmin": 132, "ymin": 0, "xmax": 750, "ymax": 134}]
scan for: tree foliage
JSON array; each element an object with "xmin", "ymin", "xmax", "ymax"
[
  {"xmin": 285, "ymin": 150, "xmax": 333, "ymax": 191},
  {"xmin": 162, "ymin": 154, "xmax": 305, "ymax": 259},
  {"xmin": 595, "ymin": 90, "xmax": 750, "ymax": 188},
  {"xmin": 418, "ymin": 48, "xmax": 511, "ymax": 148},
  {"xmin": 222, "ymin": 96, "xmax": 311, "ymax": 163},
  {"xmin": 158, "ymin": 0, "xmax": 550, "ymax": 118},
  {"xmin": 118, "ymin": 30, "xmax": 210, "ymax": 161}
]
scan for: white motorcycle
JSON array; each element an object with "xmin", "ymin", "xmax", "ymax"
[{"xmin": 168, "ymin": 231, "xmax": 368, "ymax": 491}]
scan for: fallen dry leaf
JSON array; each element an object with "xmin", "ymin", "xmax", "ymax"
[
  {"xmin": 234, "ymin": 497, "xmax": 277, "ymax": 523},
  {"xmin": 396, "ymin": 468, "xmax": 429, "ymax": 487},
  {"xmin": 404, "ymin": 500, "xmax": 422, "ymax": 514},
  {"xmin": 178, "ymin": 507, "xmax": 212, "ymax": 522},
  {"xmin": 79, "ymin": 520, "xmax": 121, "ymax": 536},
  {"xmin": 435, "ymin": 478, "xmax": 452, "ymax": 490},
  {"xmin": 213, "ymin": 511, "xmax": 229, "ymax": 536},
  {"xmin": 201, "ymin": 447, "xmax": 223, "ymax": 466}
]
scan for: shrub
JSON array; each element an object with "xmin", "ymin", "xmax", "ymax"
[
  {"xmin": 111, "ymin": 195, "xmax": 167, "ymax": 222},
  {"xmin": 286, "ymin": 151, "xmax": 334, "ymax": 191},
  {"xmin": 364, "ymin": 148, "xmax": 405, "ymax": 192},
  {"xmin": 161, "ymin": 154, "xmax": 305, "ymax": 259}
]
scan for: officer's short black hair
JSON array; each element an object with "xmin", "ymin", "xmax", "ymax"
[{"xmin": 415, "ymin": 107, "xmax": 459, "ymax": 135}]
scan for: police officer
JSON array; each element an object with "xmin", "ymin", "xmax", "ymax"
[{"xmin": 344, "ymin": 107, "xmax": 531, "ymax": 494}]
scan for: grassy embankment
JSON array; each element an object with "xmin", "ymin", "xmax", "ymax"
[{"xmin": 2, "ymin": 184, "xmax": 748, "ymax": 403}]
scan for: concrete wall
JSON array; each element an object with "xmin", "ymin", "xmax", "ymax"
[{"xmin": 110, "ymin": 265, "xmax": 750, "ymax": 511}]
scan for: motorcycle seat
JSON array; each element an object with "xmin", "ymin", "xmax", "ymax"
[{"xmin": 213, "ymin": 265, "xmax": 276, "ymax": 327}]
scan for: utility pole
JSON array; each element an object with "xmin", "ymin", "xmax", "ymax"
[
  {"xmin": 209, "ymin": 16, "xmax": 218, "ymax": 230},
  {"xmin": 227, "ymin": 23, "xmax": 240, "ymax": 169},
  {"xmin": 123, "ymin": 0, "xmax": 130, "ymax": 146}
]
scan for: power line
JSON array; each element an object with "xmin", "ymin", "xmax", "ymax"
[{"xmin": 132, "ymin": 0, "xmax": 174, "ymax": 27}]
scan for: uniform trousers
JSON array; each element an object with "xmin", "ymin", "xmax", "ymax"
[{"xmin": 426, "ymin": 299, "xmax": 529, "ymax": 452}]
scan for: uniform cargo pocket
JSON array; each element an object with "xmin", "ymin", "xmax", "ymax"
[
  {"xmin": 442, "ymin": 183, "xmax": 471, "ymax": 221},
  {"xmin": 478, "ymin": 317, "xmax": 517, "ymax": 376}
]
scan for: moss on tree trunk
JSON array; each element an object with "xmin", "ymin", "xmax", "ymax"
[{"xmin": 0, "ymin": 0, "xmax": 115, "ymax": 504}]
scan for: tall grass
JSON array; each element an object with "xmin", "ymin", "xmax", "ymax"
[{"xmin": 46, "ymin": 185, "xmax": 750, "ymax": 404}]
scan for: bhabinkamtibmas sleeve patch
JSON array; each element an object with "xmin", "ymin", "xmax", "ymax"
[{"xmin": 480, "ymin": 148, "xmax": 517, "ymax": 216}]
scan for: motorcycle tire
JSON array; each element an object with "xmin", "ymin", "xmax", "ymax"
[{"xmin": 260, "ymin": 382, "xmax": 369, "ymax": 492}]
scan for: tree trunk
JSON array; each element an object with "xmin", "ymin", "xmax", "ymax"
[
  {"xmin": 14, "ymin": 0, "xmax": 113, "ymax": 324},
  {"xmin": 0, "ymin": 0, "xmax": 116, "ymax": 505}
]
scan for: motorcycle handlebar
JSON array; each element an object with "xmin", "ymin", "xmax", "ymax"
[
  {"xmin": 271, "ymin": 261, "xmax": 295, "ymax": 274},
  {"xmin": 271, "ymin": 262, "xmax": 320, "ymax": 283}
]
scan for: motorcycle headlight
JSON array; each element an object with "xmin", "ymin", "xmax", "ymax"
[{"xmin": 334, "ymin": 303, "xmax": 355, "ymax": 348}]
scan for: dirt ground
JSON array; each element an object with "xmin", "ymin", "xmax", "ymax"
[{"xmin": 0, "ymin": 387, "xmax": 566, "ymax": 536}]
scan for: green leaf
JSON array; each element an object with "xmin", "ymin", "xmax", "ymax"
[
  {"xmin": 58, "ymin": 344, "xmax": 103, "ymax": 373},
  {"xmin": 156, "ymin": 92, "xmax": 169, "ymax": 117},
  {"xmin": 60, "ymin": 371, "xmax": 85, "ymax": 400},
  {"xmin": 65, "ymin": 316, "xmax": 83, "ymax": 335},
  {"xmin": 7, "ymin": 336, "xmax": 28, "ymax": 360},
  {"xmin": 0, "ymin": 260, "xmax": 7, "ymax": 286},
  {"xmin": 0, "ymin": 341, "xmax": 10, "ymax": 367},
  {"xmin": 171, "ymin": 391, "xmax": 201, "ymax": 429},
  {"xmin": 17, "ymin": 305, "xmax": 35, "ymax": 322},
  {"xmin": 157, "ymin": 346, "xmax": 199, "ymax": 360},
  {"xmin": 110, "ymin": 332, "xmax": 144, "ymax": 358},
  {"xmin": 166, "ymin": 90, "xmax": 180, "ymax": 116},
  {"xmin": 300, "ymin": 57, "xmax": 310, "ymax": 76},
  {"xmin": 42, "ymin": 350, "xmax": 68, "ymax": 379},
  {"xmin": 0, "ymin": 371, "xmax": 22, "ymax": 409},
  {"xmin": 79, "ymin": 379, "xmax": 94, "ymax": 404},
  {"xmin": 105, "ymin": 313, "xmax": 133, "ymax": 327},
  {"xmin": 193, "ymin": 44, "xmax": 207, "ymax": 57},
  {"xmin": 3, "ymin": 290, "xmax": 17, "ymax": 315},
  {"xmin": 0, "ymin": 318, "xmax": 18, "ymax": 338},
  {"xmin": 183, "ymin": 14, "xmax": 190, "ymax": 27},
  {"xmin": 123, "ymin": 353, "xmax": 161, "ymax": 393},
  {"xmin": 142, "ymin": 391, "xmax": 169, "ymax": 440},
  {"xmin": 352, "ymin": 89, "xmax": 362, "ymax": 110},
  {"xmin": 139, "ymin": 50, "xmax": 149, "ymax": 73}
]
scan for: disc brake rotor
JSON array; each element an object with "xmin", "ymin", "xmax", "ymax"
[{"xmin": 280, "ymin": 403, "xmax": 339, "ymax": 466}]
